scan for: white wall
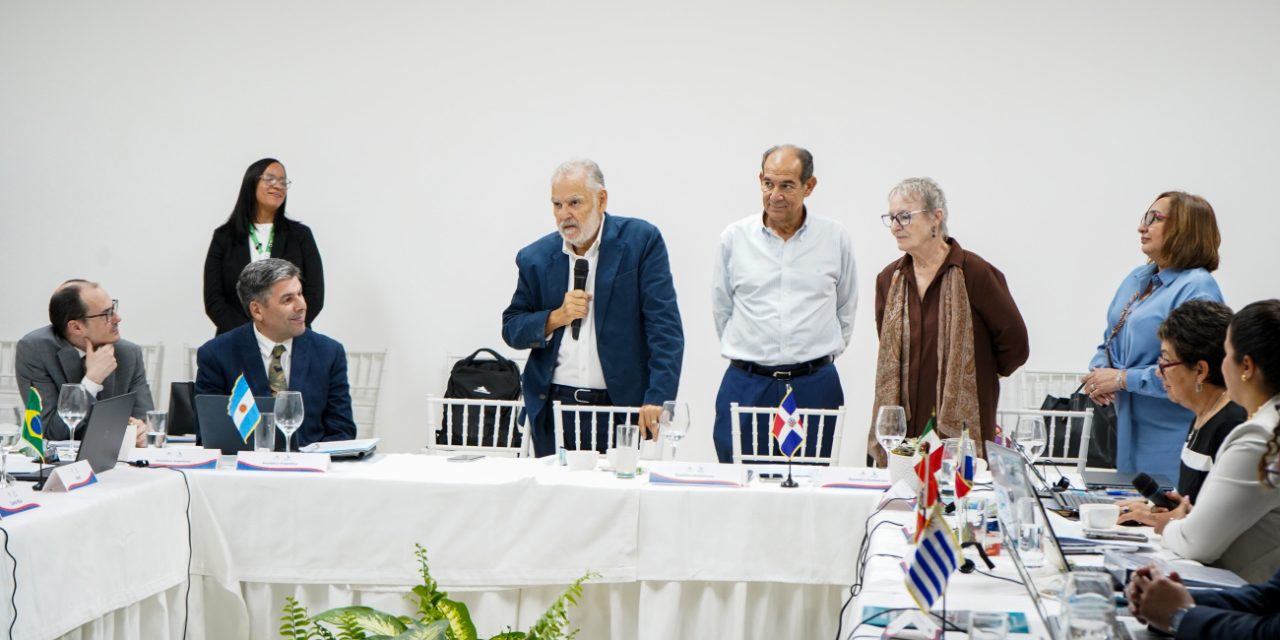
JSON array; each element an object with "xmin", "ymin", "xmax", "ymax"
[{"xmin": 2, "ymin": 1, "xmax": 1277, "ymax": 463}]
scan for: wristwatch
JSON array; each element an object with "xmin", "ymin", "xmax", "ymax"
[{"xmin": 1169, "ymin": 604, "xmax": 1196, "ymax": 634}]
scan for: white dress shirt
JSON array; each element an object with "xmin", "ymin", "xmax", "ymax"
[
  {"xmin": 254, "ymin": 324, "xmax": 294, "ymax": 388},
  {"xmin": 550, "ymin": 229, "xmax": 608, "ymax": 390},
  {"xmin": 75, "ymin": 346, "xmax": 103, "ymax": 398},
  {"xmin": 712, "ymin": 211, "xmax": 857, "ymax": 365},
  {"xmin": 249, "ymin": 223, "xmax": 274, "ymax": 262}
]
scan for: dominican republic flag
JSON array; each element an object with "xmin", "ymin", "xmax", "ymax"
[
  {"xmin": 771, "ymin": 386, "xmax": 805, "ymax": 458},
  {"xmin": 228, "ymin": 374, "xmax": 260, "ymax": 443},
  {"xmin": 904, "ymin": 503, "xmax": 961, "ymax": 612},
  {"xmin": 955, "ymin": 428, "xmax": 976, "ymax": 499}
]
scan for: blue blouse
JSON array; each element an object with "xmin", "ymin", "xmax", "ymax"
[{"xmin": 1089, "ymin": 264, "xmax": 1223, "ymax": 478}]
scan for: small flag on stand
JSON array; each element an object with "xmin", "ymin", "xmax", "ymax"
[
  {"xmin": 771, "ymin": 387, "xmax": 805, "ymax": 458},
  {"xmin": 913, "ymin": 412, "xmax": 944, "ymax": 516},
  {"xmin": 228, "ymin": 374, "xmax": 261, "ymax": 443},
  {"xmin": 955, "ymin": 428, "xmax": 975, "ymax": 499},
  {"xmin": 904, "ymin": 503, "xmax": 962, "ymax": 612},
  {"xmin": 23, "ymin": 387, "xmax": 45, "ymax": 460}
]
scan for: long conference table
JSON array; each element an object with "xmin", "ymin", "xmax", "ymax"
[{"xmin": 0, "ymin": 453, "xmax": 892, "ymax": 639}]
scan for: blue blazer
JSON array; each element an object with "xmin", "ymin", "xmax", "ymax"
[
  {"xmin": 1089, "ymin": 264, "xmax": 1223, "ymax": 478},
  {"xmin": 195, "ymin": 324, "xmax": 356, "ymax": 448},
  {"xmin": 502, "ymin": 214, "xmax": 684, "ymax": 439}
]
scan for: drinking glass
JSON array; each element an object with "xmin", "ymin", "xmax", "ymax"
[
  {"xmin": 660, "ymin": 401, "xmax": 690, "ymax": 460},
  {"xmin": 1063, "ymin": 572, "xmax": 1116, "ymax": 639},
  {"xmin": 1015, "ymin": 496, "xmax": 1046, "ymax": 568},
  {"xmin": 939, "ymin": 438, "xmax": 960, "ymax": 497},
  {"xmin": 58, "ymin": 383, "xmax": 90, "ymax": 451},
  {"xmin": 614, "ymin": 424, "xmax": 639, "ymax": 479},
  {"xmin": 256, "ymin": 413, "xmax": 277, "ymax": 452},
  {"xmin": 0, "ymin": 406, "xmax": 21, "ymax": 487},
  {"xmin": 969, "ymin": 611, "xmax": 1009, "ymax": 640},
  {"xmin": 145, "ymin": 410, "xmax": 167, "ymax": 448},
  {"xmin": 875, "ymin": 406, "xmax": 907, "ymax": 460},
  {"xmin": 274, "ymin": 391, "xmax": 304, "ymax": 457},
  {"xmin": 1013, "ymin": 416, "xmax": 1047, "ymax": 463}
]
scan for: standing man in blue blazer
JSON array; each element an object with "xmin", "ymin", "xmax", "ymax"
[
  {"xmin": 196, "ymin": 258, "xmax": 356, "ymax": 449},
  {"xmin": 503, "ymin": 159, "xmax": 684, "ymax": 457}
]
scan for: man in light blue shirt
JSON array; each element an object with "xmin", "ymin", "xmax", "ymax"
[{"xmin": 711, "ymin": 145, "xmax": 857, "ymax": 463}]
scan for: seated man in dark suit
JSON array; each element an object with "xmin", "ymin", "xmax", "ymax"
[
  {"xmin": 16, "ymin": 279, "xmax": 152, "ymax": 444},
  {"xmin": 1127, "ymin": 563, "xmax": 1280, "ymax": 637},
  {"xmin": 195, "ymin": 258, "xmax": 355, "ymax": 449}
]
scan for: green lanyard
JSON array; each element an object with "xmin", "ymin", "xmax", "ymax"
[{"xmin": 249, "ymin": 224, "xmax": 275, "ymax": 255}]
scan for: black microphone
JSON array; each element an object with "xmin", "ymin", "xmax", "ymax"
[
  {"xmin": 571, "ymin": 258, "xmax": 588, "ymax": 340},
  {"xmin": 959, "ymin": 540, "xmax": 996, "ymax": 573},
  {"xmin": 1132, "ymin": 472, "xmax": 1179, "ymax": 510}
]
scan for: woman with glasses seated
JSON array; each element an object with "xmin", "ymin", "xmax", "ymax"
[
  {"xmin": 1133, "ymin": 300, "xmax": 1280, "ymax": 584},
  {"xmin": 1081, "ymin": 191, "xmax": 1223, "ymax": 481},
  {"xmin": 867, "ymin": 177, "xmax": 1029, "ymax": 464},
  {"xmin": 1118, "ymin": 300, "xmax": 1245, "ymax": 525},
  {"xmin": 203, "ymin": 157, "xmax": 325, "ymax": 335}
]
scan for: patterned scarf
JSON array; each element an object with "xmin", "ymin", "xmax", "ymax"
[{"xmin": 870, "ymin": 260, "xmax": 983, "ymax": 460}]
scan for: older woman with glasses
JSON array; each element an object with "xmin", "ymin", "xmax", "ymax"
[
  {"xmin": 203, "ymin": 157, "xmax": 325, "ymax": 335},
  {"xmin": 1082, "ymin": 191, "xmax": 1224, "ymax": 481},
  {"xmin": 1118, "ymin": 300, "xmax": 1244, "ymax": 525},
  {"xmin": 868, "ymin": 177, "xmax": 1029, "ymax": 464},
  {"xmin": 1123, "ymin": 300, "xmax": 1280, "ymax": 587}
]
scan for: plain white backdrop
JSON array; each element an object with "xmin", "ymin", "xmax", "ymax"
[{"xmin": 2, "ymin": 1, "xmax": 1277, "ymax": 463}]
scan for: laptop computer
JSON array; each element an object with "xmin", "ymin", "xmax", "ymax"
[
  {"xmin": 1082, "ymin": 469, "xmax": 1173, "ymax": 491},
  {"xmin": 195, "ymin": 394, "xmax": 276, "ymax": 454},
  {"xmin": 15, "ymin": 391, "xmax": 136, "ymax": 482}
]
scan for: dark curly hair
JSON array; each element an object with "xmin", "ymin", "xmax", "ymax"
[{"xmin": 1158, "ymin": 299, "xmax": 1233, "ymax": 387}]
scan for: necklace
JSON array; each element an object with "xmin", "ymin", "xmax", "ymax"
[{"xmin": 1193, "ymin": 390, "xmax": 1229, "ymax": 429}]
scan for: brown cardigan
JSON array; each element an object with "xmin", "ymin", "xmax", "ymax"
[{"xmin": 874, "ymin": 238, "xmax": 1030, "ymax": 447}]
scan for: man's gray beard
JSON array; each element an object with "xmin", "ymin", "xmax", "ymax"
[{"xmin": 558, "ymin": 207, "xmax": 601, "ymax": 248}]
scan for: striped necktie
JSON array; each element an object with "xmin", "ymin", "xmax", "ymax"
[{"xmin": 268, "ymin": 344, "xmax": 287, "ymax": 393}]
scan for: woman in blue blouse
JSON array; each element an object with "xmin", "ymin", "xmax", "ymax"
[{"xmin": 1082, "ymin": 191, "xmax": 1224, "ymax": 480}]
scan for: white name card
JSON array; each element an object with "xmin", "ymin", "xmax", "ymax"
[
  {"xmin": 43, "ymin": 460, "xmax": 98, "ymax": 492},
  {"xmin": 128, "ymin": 447, "xmax": 221, "ymax": 470},
  {"xmin": 648, "ymin": 462, "xmax": 748, "ymax": 488},
  {"xmin": 816, "ymin": 466, "xmax": 893, "ymax": 491},
  {"xmin": 235, "ymin": 451, "xmax": 330, "ymax": 473},
  {"xmin": 0, "ymin": 485, "xmax": 41, "ymax": 517}
]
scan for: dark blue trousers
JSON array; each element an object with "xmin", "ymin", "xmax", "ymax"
[{"xmin": 712, "ymin": 363, "xmax": 844, "ymax": 463}]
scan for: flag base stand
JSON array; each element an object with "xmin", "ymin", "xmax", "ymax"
[
  {"xmin": 781, "ymin": 457, "xmax": 798, "ymax": 488},
  {"xmin": 881, "ymin": 609, "xmax": 940, "ymax": 639}
]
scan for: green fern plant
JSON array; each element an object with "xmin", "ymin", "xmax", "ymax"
[{"xmin": 281, "ymin": 544, "xmax": 594, "ymax": 640}]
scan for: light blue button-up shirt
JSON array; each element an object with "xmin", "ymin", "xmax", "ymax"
[{"xmin": 712, "ymin": 211, "xmax": 857, "ymax": 365}]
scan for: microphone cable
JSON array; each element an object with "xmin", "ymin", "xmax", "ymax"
[
  {"xmin": 160, "ymin": 466, "xmax": 193, "ymax": 640},
  {"xmin": 834, "ymin": 497, "xmax": 910, "ymax": 640},
  {"xmin": 0, "ymin": 524, "xmax": 16, "ymax": 639}
]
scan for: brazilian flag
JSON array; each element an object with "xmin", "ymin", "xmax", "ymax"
[{"xmin": 23, "ymin": 387, "xmax": 44, "ymax": 461}]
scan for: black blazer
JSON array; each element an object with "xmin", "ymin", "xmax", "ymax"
[{"xmin": 203, "ymin": 217, "xmax": 325, "ymax": 334}]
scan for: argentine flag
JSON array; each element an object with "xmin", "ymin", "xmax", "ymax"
[
  {"xmin": 228, "ymin": 374, "xmax": 260, "ymax": 443},
  {"xmin": 770, "ymin": 387, "xmax": 805, "ymax": 458}
]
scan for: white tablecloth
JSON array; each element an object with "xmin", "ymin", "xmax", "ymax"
[{"xmin": 0, "ymin": 467, "xmax": 190, "ymax": 639}]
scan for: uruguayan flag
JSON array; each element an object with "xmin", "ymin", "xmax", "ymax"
[
  {"xmin": 904, "ymin": 504, "xmax": 961, "ymax": 611},
  {"xmin": 228, "ymin": 374, "xmax": 260, "ymax": 443}
]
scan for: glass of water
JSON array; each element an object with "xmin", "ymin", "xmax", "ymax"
[
  {"xmin": 58, "ymin": 383, "xmax": 90, "ymax": 451},
  {"xmin": 969, "ymin": 611, "xmax": 1009, "ymax": 640},
  {"xmin": 938, "ymin": 438, "xmax": 961, "ymax": 497},
  {"xmin": 660, "ymin": 400, "xmax": 690, "ymax": 460},
  {"xmin": 256, "ymin": 413, "xmax": 277, "ymax": 452},
  {"xmin": 1015, "ymin": 496, "xmax": 1046, "ymax": 568},
  {"xmin": 1014, "ymin": 416, "xmax": 1048, "ymax": 463},
  {"xmin": 1063, "ymin": 572, "xmax": 1116, "ymax": 639},
  {"xmin": 273, "ymin": 391, "xmax": 304, "ymax": 457},
  {"xmin": 875, "ymin": 406, "xmax": 907, "ymax": 461},
  {"xmin": 145, "ymin": 410, "xmax": 167, "ymax": 448},
  {"xmin": 0, "ymin": 406, "xmax": 21, "ymax": 487}
]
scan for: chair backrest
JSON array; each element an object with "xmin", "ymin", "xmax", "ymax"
[
  {"xmin": 425, "ymin": 395, "xmax": 529, "ymax": 457},
  {"xmin": 139, "ymin": 343, "xmax": 164, "ymax": 407},
  {"xmin": 0, "ymin": 340, "xmax": 21, "ymax": 408},
  {"xmin": 1004, "ymin": 370, "xmax": 1086, "ymax": 410},
  {"xmin": 552, "ymin": 401, "xmax": 643, "ymax": 453},
  {"xmin": 996, "ymin": 407, "xmax": 1094, "ymax": 477},
  {"xmin": 347, "ymin": 350, "xmax": 387, "ymax": 438},
  {"xmin": 729, "ymin": 402, "xmax": 846, "ymax": 466},
  {"xmin": 185, "ymin": 344, "xmax": 199, "ymax": 382}
]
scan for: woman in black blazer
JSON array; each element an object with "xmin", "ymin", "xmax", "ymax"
[{"xmin": 203, "ymin": 157, "xmax": 325, "ymax": 334}]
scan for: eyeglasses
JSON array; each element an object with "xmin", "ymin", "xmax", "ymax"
[
  {"xmin": 260, "ymin": 174, "xmax": 292, "ymax": 189},
  {"xmin": 881, "ymin": 209, "xmax": 926, "ymax": 228},
  {"xmin": 1156, "ymin": 357, "xmax": 1184, "ymax": 376},
  {"xmin": 1140, "ymin": 209, "xmax": 1168, "ymax": 227},
  {"xmin": 82, "ymin": 299, "xmax": 119, "ymax": 322}
]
